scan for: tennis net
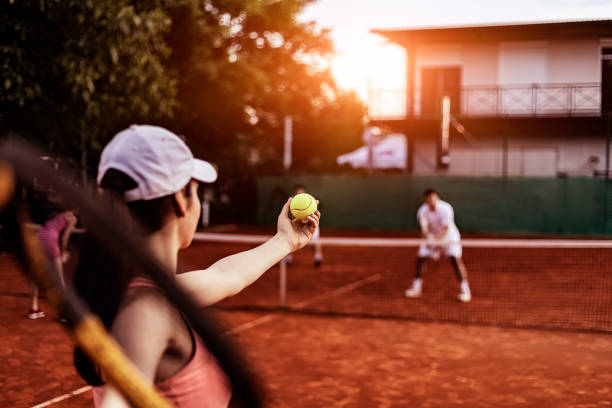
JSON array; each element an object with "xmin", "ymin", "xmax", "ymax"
[{"xmin": 181, "ymin": 233, "xmax": 612, "ymax": 333}]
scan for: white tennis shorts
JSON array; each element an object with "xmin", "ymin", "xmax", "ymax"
[
  {"xmin": 417, "ymin": 243, "xmax": 461, "ymax": 259},
  {"xmin": 418, "ymin": 232, "xmax": 461, "ymax": 259}
]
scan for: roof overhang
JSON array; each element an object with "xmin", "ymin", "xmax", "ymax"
[{"xmin": 372, "ymin": 19, "xmax": 612, "ymax": 48}]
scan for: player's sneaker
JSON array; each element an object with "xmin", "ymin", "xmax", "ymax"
[
  {"xmin": 27, "ymin": 309, "xmax": 45, "ymax": 319},
  {"xmin": 457, "ymin": 292, "xmax": 471, "ymax": 303},
  {"xmin": 404, "ymin": 286, "xmax": 422, "ymax": 298},
  {"xmin": 314, "ymin": 259, "xmax": 322, "ymax": 268}
]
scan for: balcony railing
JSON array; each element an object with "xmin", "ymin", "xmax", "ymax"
[{"xmin": 368, "ymin": 83, "xmax": 601, "ymax": 119}]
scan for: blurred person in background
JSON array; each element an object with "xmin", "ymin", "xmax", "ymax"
[
  {"xmin": 284, "ymin": 184, "xmax": 323, "ymax": 268},
  {"xmin": 28, "ymin": 209, "xmax": 77, "ymax": 319},
  {"xmin": 405, "ymin": 189, "xmax": 471, "ymax": 303},
  {"xmin": 199, "ymin": 185, "xmax": 214, "ymax": 229}
]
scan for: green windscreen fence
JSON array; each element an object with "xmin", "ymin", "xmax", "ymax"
[{"xmin": 257, "ymin": 175, "xmax": 611, "ymax": 236}]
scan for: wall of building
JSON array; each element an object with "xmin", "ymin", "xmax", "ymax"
[
  {"xmin": 409, "ymin": 133, "xmax": 606, "ymax": 177},
  {"xmin": 499, "ymin": 41, "xmax": 549, "ymax": 85},
  {"xmin": 547, "ymin": 39, "xmax": 600, "ymax": 83},
  {"xmin": 414, "ymin": 44, "xmax": 463, "ymax": 116},
  {"xmin": 462, "ymin": 43, "xmax": 499, "ymax": 85},
  {"xmin": 411, "ymin": 139, "xmax": 439, "ymax": 174},
  {"xmin": 414, "ymin": 38, "xmax": 601, "ymax": 86},
  {"xmin": 410, "ymin": 38, "xmax": 602, "ymax": 116}
]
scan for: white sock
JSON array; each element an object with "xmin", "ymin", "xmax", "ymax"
[{"xmin": 460, "ymin": 280, "xmax": 470, "ymax": 294}]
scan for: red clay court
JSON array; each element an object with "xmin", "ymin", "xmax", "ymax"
[{"xmin": 2, "ymin": 229, "xmax": 612, "ymax": 407}]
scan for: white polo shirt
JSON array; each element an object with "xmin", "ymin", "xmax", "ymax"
[{"xmin": 417, "ymin": 200, "xmax": 461, "ymax": 241}]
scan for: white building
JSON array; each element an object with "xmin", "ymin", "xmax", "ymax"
[{"xmin": 370, "ymin": 19, "xmax": 612, "ymax": 177}]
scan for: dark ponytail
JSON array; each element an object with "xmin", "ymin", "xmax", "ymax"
[{"xmin": 72, "ymin": 169, "xmax": 181, "ymax": 385}]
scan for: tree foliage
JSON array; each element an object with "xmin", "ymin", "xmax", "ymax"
[
  {"xmin": 1, "ymin": 0, "xmax": 365, "ymax": 178},
  {"xmin": 155, "ymin": 0, "xmax": 366, "ymax": 174},
  {"xmin": 1, "ymin": 0, "xmax": 176, "ymax": 170}
]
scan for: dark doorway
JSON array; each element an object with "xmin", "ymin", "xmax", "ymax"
[
  {"xmin": 602, "ymin": 48, "xmax": 612, "ymax": 114},
  {"xmin": 421, "ymin": 66, "xmax": 461, "ymax": 116}
]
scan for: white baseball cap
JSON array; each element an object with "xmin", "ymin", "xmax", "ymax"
[{"xmin": 97, "ymin": 125, "xmax": 217, "ymax": 202}]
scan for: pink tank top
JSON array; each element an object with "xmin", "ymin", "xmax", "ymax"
[
  {"xmin": 92, "ymin": 278, "xmax": 232, "ymax": 407},
  {"xmin": 37, "ymin": 213, "xmax": 68, "ymax": 257}
]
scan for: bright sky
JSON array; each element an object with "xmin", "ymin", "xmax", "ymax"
[{"xmin": 299, "ymin": 0, "xmax": 612, "ymax": 101}]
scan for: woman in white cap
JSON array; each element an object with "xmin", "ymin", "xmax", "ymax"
[{"xmin": 72, "ymin": 125, "xmax": 320, "ymax": 408}]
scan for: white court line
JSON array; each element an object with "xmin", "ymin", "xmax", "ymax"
[
  {"xmin": 30, "ymin": 385, "xmax": 92, "ymax": 408},
  {"xmin": 293, "ymin": 273, "xmax": 382, "ymax": 309},
  {"xmin": 30, "ymin": 273, "xmax": 382, "ymax": 408},
  {"xmin": 223, "ymin": 314, "xmax": 276, "ymax": 336},
  {"xmin": 224, "ymin": 273, "xmax": 382, "ymax": 335}
]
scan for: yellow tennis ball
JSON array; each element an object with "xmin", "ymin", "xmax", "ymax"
[{"xmin": 290, "ymin": 193, "xmax": 317, "ymax": 220}]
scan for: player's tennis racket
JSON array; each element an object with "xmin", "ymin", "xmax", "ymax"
[{"xmin": 0, "ymin": 138, "xmax": 262, "ymax": 408}]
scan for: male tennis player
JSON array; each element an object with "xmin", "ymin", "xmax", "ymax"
[{"xmin": 405, "ymin": 189, "xmax": 471, "ymax": 302}]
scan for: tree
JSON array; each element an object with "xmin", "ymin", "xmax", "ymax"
[
  {"xmin": 293, "ymin": 90, "xmax": 366, "ymax": 172},
  {"xmin": 156, "ymin": 0, "xmax": 365, "ymax": 172},
  {"xmin": 2, "ymin": 0, "xmax": 365, "ymax": 183},
  {"xmin": 1, "ymin": 0, "xmax": 176, "ymax": 175},
  {"xmin": 155, "ymin": 0, "xmax": 365, "ymax": 222}
]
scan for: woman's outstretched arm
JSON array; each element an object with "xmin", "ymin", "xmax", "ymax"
[{"xmin": 178, "ymin": 198, "xmax": 320, "ymax": 307}]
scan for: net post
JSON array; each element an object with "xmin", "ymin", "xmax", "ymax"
[{"xmin": 279, "ymin": 258, "xmax": 287, "ymax": 308}]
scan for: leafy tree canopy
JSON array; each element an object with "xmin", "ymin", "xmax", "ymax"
[
  {"xmin": 1, "ymin": 0, "xmax": 365, "ymax": 177},
  {"xmin": 1, "ymin": 0, "xmax": 176, "ymax": 169}
]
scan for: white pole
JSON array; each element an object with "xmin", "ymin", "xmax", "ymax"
[
  {"xmin": 201, "ymin": 200, "xmax": 210, "ymax": 228},
  {"xmin": 440, "ymin": 96, "xmax": 451, "ymax": 167},
  {"xmin": 279, "ymin": 258, "xmax": 287, "ymax": 308},
  {"xmin": 441, "ymin": 96, "xmax": 451, "ymax": 152},
  {"xmin": 366, "ymin": 77, "xmax": 373, "ymax": 118},
  {"xmin": 283, "ymin": 115, "xmax": 292, "ymax": 171}
]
